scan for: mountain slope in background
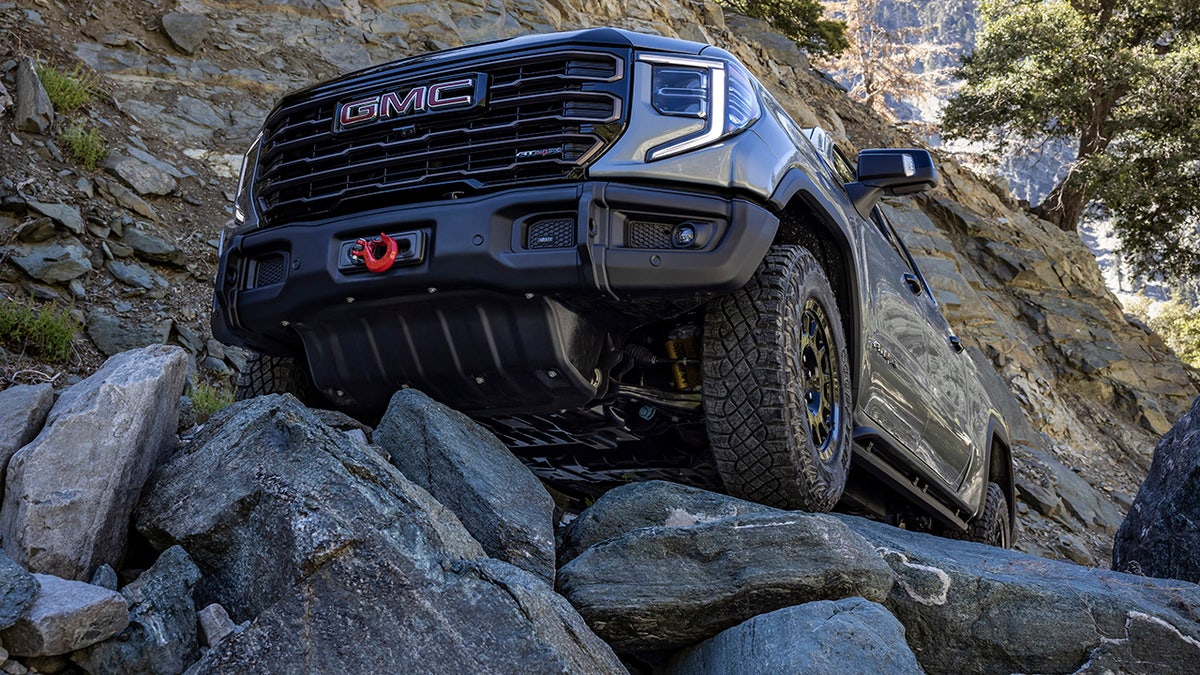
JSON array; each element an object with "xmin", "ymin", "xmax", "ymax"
[{"xmin": 0, "ymin": 0, "xmax": 1196, "ymax": 565}]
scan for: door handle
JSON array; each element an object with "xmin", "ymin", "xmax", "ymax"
[
  {"xmin": 902, "ymin": 273, "xmax": 922, "ymax": 295},
  {"xmin": 947, "ymin": 335, "xmax": 964, "ymax": 353}
]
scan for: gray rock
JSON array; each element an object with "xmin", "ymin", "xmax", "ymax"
[
  {"xmin": 0, "ymin": 549, "xmax": 38, "ymax": 630},
  {"xmin": 0, "ymin": 574, "xmax": 128, "ymax": 657},
  {"xmin": 840, "ymin": 514, "xmax": 1200, "ymax": 675},
  {"xmin": 200, "ymin": 356, "xmax": 229, "ymax": 375},
  {"xmin": 105, "ymin": 260, "xmax": 160, "ymax": 290},
  {"xmin": 137, "ymin": 396, "xmax": 624, "ymax": 674},
  {"xmin": 662, "ymin": 597, "xmax": 924, "ymax": 675},
  {"xmin": 86, "ymin": 311, "xmax": 171, "ymax": 357},
  {"xmin": 10, "ymin": 238, "xmax": 93, "ymax": 283},
  {"xmin": 557, "ymin": 509, "xmax": 895, "ymax": 652},
  {"xmin": 196, "ymin": 603, "xmax": 236, "ymax": 648},
  {"xmin": 161, "ymin": 13, "xmax": 209, "ymax": 55},
  {"xmin": 15, "ymin": 217, "xmax": 56, "ymax": 243},
  {"xmin": 124, "ymin": 227, "xmax": 187, "ymax": 266},
  {"xmin": 100, "ymin": 153, "xmax": 178, "ymax": 197},
  {"xmin": 96, "ymin": 178, "xmax": 158, "ymax": 221},
  {"xmin": 15, "ymin": 58, "xmax": 53, "ymax": 134},
  {"xmin": 26, "ymin": 203, "xmax": 84, "ymax": 235},
  {"xmin": 375, "ymin": 389, "xmax": 556, "ymax": 583},
  {"xmin": 0, "ymin": 346, "xmax": 188, "ymax": 580},
  {"xmin": 1114, "ymin": 395, "xmax": 1200, "ymax": 582},
  {"xmin": 89, "ymin": 565, "xmax": 117, "ymax": 591},
  {"xmin": 0, "ymin": 81, "xmax": 11, "ymax": 117},
  {"xmin": 560, "ymin": 480, "xmax": 778, "ymax": 564},
  {"xmin": 0, "ymin": 383, "xmax": 55, "ymax": 496},
  {"xmin": 72, "ymin": 546, "xmax": 201, "ymax": 674},
  {"xmin": 1029, "ymin": 449, "xmax": 1124, "ymax": 534},
  {"xmin": 126, "ymin": 147, "xmax": 185, "ymax": 179}
]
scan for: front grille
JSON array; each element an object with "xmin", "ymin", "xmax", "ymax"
[
  {"xmin": 627, "ymin": 221, "xmax": 675, "ymax": 249},
  {"xmin": 255, "ymin": 49, "xmax": 628, "ymax": 226}
]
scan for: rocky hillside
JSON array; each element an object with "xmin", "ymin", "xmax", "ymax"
[{"xmin": 0, "ymin": 0, "xmax": 1196, "ymax": 571}]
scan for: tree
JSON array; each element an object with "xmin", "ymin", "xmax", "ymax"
[
  {"xmin": 721, "ymin": 0, "xmax": 849, "ymax": 56},
  {"xmin": 942, "ymin": 0, "xmax": 1200, "ymax": 278},
  {"xmin": 817, "ymin": 0, "xmax": 956, "ymax": 119}
]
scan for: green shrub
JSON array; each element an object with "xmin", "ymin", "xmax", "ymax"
[
  {"xmin": 36, "ymin": 64, "xmax": 98, "ymax": 114},
  {"xmin": 58, "ymin": 123, "xmax": 107, "ymax": 169},
  {"xmin": 0, "ymin": 299, "xmax": 79, "ymax": 363},
  {"xmin": 1149, "ymin": 299, "xmax": 1200, "ymax": 369},
  {"xmin": 191, "ymin": 379, "xmax": 234, "ymax": 422}
]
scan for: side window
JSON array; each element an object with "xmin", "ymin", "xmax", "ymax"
[{"xmin": 831, "ymin": 147, "xmax": 856, "ymax": 184}]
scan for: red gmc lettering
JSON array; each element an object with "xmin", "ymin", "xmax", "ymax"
[
  {"xmin": 428, "ymin": 79, "xmax": 475, "ymax": 108},
  {"xmin": 339, "ymin": 97, "xmax": 380, "ymax": 126},
  {"xmin": 381, "ymin": 86, "xmax": 426, "ymax": 118}
]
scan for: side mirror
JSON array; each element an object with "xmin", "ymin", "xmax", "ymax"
[{"xmin": 846, "ymin": 149, "xmax": 939, "ymax": 219}]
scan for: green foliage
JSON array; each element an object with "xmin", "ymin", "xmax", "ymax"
[
  {"xmin": 0, "ymin": 298, "xmax": 79, "ymax": 363},
  {"xmin": 721, "ymin": 0, "xmax": 849, "ymax": 56},
  {"xmin": 942, "ymin": 0, "xmax": 1200, "ymax": 277},
  {"xmin": 1131, "ymin": 294, "xmax": 1200, "ymax": 368},
  {"xmin": 58, "ymin": 123, "xmax": 107, "ymax": 169},
  {"xmin": 35, "ymin": 64, "xmax": 98, "ymax": 114},
  {"xmin": 191, "ymin": 379, "xmax": 234, "ymax": 422}
]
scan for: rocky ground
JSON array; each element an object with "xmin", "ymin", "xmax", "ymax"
[
  {"xmin": 0, "ymin": 0, "xmax": 1198, "ymax": 573},
  {"xmin": 0, "ymin": 354, "xmax": 1197, "ymax": 673}
]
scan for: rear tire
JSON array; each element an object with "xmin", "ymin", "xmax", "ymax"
[
  {"xmin": 235, "ymin": 352, "xmax": 323, "ymax": 407},
  {"xmin": 703, "ymin": 244, "xmax": 853, "ymax": 512},
  {"xmin": 958, "ymin": 481, "xmax": 1012, "ymax": 548}
]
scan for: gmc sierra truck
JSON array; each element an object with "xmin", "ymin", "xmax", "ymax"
[{"xmin": 213, "ymin": 27, "xmax": 1014, "ymax": 546}]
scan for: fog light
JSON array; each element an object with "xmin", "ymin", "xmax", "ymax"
[{"xmin": 672, "ymin": 223, "xmax": 697, "ymax": 248}]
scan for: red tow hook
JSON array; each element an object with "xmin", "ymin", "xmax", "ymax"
[{"xmin": 350, "ymin": 232, "xmax": 399, "ymax": 273}]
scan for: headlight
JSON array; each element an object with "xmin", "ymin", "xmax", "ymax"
[
  {"xmin": 640, "ymin": 54, "xmax": 761, "ymax": 161},
  {"xmin": 233, "ymin": 132, "xmax": 263, "ymax": 226}
]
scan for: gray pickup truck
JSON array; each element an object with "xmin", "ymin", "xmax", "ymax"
[{"xmin": 213, "ymin": 27, "xmax": 1014, "ymax": 546}]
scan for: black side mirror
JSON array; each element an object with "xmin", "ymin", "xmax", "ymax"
[{"xmin": 846, "ymin": 149, "xmax": 939, "ymax": 219}]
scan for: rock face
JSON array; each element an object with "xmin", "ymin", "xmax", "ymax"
[
  {"xmin": 661, "ymin": 597, "xmax": 923, "ymax": 675},
  {"xmin": 137, "ymin": 395, "xmax": 624, "ymax": 673},
  {"xmin": 72, "ymin": 546, "xmax": 201, "ymax": 674},
  {"xmin": 86, "ymin": 311, "xmax": 172, "ymax": 356},
  {"xmin": 0, "ymin": 574, "xmax": 129, "ymax": 657},
  {"xmin": 14, "ymin": 56, "xmax": 53, "ymax": 133},
  {"xmin": 558, "ymin": 509, "xmax": 895, "ymax": 652},
  {"xmin": 375, "ymin": 389, "xmax": 557, "ymax": 583},
  {"xmin": 1113, "ymin": 395, "xmax": 1200, "ymax": 582},
  {"xmin": 0, "ymin": 345, "xmax": 188, "ymax": 580}
]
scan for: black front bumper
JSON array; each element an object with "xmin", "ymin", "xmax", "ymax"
[{"xmin": 213, "ymin": 181, "xmax": 777, "ymax": 415}]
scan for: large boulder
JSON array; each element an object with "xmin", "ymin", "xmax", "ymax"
[
  {"xmin": 842, "ymin": 515, "xmax": 1200, "ymax": 675},
  {"xmin": 72, "ymin": 546, "xmax": 202, "ymax": 674},
  {"xmin": 375, "ymin": 389, "xmax": 556, "ymax": 583},
  {"xmin": 557, "ymin": 490, "xmax": 895, "ymax": 652},
  {"xmin": 137, "ymin": 395, "xmax": 624, "ymax": 673},
  {"xmin": 661, "ymin": 597, "xmax": 923, "ymax": 675},
  {"xmin": 0, "ymin": 346, "xmax": 188, "ymax": 580},
  {"xmin": 0, "ymin": 574, "xmax": 128, "ymax": 657},
  {"xmin": 14, "ymin": 57, "xmax": 53, "ymax": 134},
  {"xmin": 1113, "ymin": 395, "xmax": 1200, "ymax": 582}
]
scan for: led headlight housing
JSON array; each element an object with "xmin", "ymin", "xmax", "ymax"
[
  {"xmin": 233, "ymin": 131, "xmax": 263, "ymax": 226},
  {"xmin": 640, "ymin": 54, "xmax": 761, "ymax": 161}
]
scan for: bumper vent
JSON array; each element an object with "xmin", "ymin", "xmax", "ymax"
[
  {"xmin": 255, "ymin": 49, "xmax": 629, "ymax": 227},
  {"xmin": 250, "ymin": 254, "xmax": 286, "ymax": 288},
  {"xmin": 527, "ymin": 218, "xmax": 576, "ymax": 249},
  {"xmin": 626, "ymin": 221, "xmax": 675, "ymax": 249}
]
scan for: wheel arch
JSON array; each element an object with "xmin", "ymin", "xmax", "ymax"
[
  {"xmin": 984, "ymin": 417, "xmax": 1016, "ymax": 544},
  {"xmin": 768, "ymin": 170, "xmax": 864, "ymax": 389}
]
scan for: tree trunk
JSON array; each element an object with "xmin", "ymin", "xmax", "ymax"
[{"xmin": 1032, "ymin": 177, "xmax": 1089, "ymax": 232}]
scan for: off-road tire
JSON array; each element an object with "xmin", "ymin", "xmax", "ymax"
[
  {"xmin": 958, "ymin": 481, "xmax": 1011, "ymax": 548},
  {"xmin": 235, "ymin": 352, "xmax": 323, "ymax": 406},
  {"xmin": 703, "ymin": 244, "xmax": 853, "ymax": 512}
]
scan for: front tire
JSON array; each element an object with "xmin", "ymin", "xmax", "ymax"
[
  {"xmin": 703, "ymin": 244, "xmax": 853, "ymax": 512},
  {"xmin": 235, "ymin": 351, "xmax": 324, "ymax": 407}
]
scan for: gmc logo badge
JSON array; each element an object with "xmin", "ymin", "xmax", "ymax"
[{"xmin": 334, "ymin": 74, "xmax": 488, "ymax": 131}]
